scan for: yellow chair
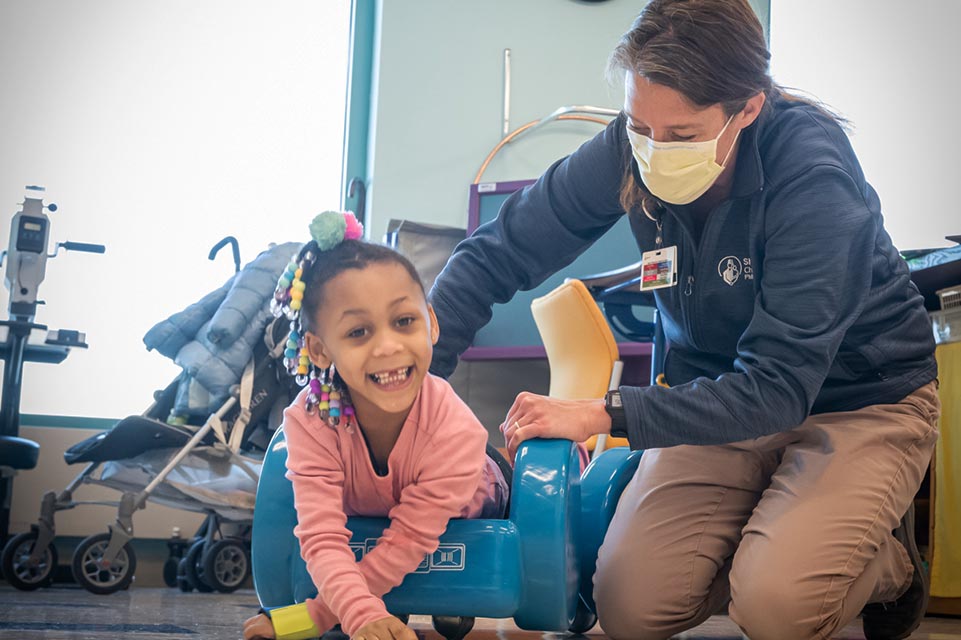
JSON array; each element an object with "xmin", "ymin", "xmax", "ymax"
[{"xmin": 531, "ymin": 279, "xmax": 630, "ymax": 456}]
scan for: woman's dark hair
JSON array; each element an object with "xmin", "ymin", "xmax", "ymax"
[
  {"xmin": 298, "ymin": 240, "xmax": 424, "ymax": 333},
  {"xmin": 608, "ymin": 0, "xmax": 842, "ymax": 213}
]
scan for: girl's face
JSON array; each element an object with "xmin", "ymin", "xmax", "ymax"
[{"xmin": 304, "ymin": 262, "xmax": 439, "ymax": 425}]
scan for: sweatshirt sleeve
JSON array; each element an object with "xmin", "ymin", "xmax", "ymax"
[
  {"xmin": 621, "ymin": 164, "xmax": 877, "ymax": 448},
  {"xmin": 283, "ymin": 408, "xmax": 389, "ymax": 635},
  {"xmin": 354, "ymin": 398, "xmax": 488, "ymax": 597},
  {"xmin": 428, "ymin": 115, "xmax": 630, "ymax": 378}
]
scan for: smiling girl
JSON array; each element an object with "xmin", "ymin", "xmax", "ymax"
[{"xmin": 244, "ymin": 211, "xmax": 508, "ymax": 640}]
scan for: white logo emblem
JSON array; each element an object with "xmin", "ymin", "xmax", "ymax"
[{"xmin": 718, "ymin": 256, "xmax": 742, "ymax": 286}]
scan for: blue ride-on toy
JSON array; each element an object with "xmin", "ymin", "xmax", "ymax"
[{"xmin": 251, "ymin": 425, "xmax": 643, "ymax": 640}]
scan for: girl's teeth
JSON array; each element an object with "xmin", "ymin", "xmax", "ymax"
[{"xmin": 372, "ymin": 367, "xmax": 410, "ymax": 385}]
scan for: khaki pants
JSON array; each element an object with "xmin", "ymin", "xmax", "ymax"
[{"xmin": 594, "ymin": 381, "xmax": 940, "ymax": 640}]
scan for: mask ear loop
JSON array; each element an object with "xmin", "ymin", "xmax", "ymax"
[{"xmin": 716, "ymin": 113, "xmax": 741, "ymax": 169}]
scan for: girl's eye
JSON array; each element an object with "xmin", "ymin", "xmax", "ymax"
[
  {"xmin": 346, "ymin": 327, "xmax": 367, "ymax": 339},
  {"xmin": 673, "ymin": 134, "xmax": 696, "ymax": 142},
  {"xmin": 396, "ymin": 316, "xmax": 415, "ymax": 328}
]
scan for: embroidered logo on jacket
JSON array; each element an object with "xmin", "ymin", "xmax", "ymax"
[
  {"xmin": 718, "ymin": 256, "xmax": 742, "ymax": 286},
  {"xmin": 717, "ymin": 256, "xmax": 754, "ymax": 286}
]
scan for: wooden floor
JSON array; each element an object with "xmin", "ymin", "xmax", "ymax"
[{"xmin": 1, "ymin": 585, "xmax": 961, "ymax": 639}]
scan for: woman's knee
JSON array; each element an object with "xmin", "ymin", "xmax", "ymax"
[
  {"xmin": 594, "ymin": 557, "xmax": 716, "ymax": 640},
  {"xmin": 729, "ymin": 564, "xmax": 833, "ymax": 640}
]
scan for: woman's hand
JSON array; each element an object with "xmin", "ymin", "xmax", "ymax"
[
  {"xmin": 352, "ymin": 615, "xmax": 417, "ymax": 640},
  {"xmin": 500, "ymin": 392, "xmax": 610, "ymax": 461},
  {"xmin": 243, "ymin": 613, "xmax": 276, "ymax": 640}
]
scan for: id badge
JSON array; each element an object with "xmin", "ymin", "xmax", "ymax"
[{"xmin": 640, "ymin": 245, "xmax": 678, "ymax": 291}]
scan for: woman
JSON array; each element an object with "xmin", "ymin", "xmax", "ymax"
[{"xmin": 428, "ymin": 1, "xmax": 939, "ymax": 639}]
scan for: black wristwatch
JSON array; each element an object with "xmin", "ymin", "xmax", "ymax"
[{"xmin": 604, "ymin": 389, "xmax": 629, "ymax": 438}]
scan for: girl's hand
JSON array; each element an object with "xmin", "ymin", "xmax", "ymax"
[
  {"xmin": 500, "ymin": 392, "xmax": 610, "ymax": 462},
  {"xmin": 352, "ymin": 615, "xmax": 417, "ymax": 640},
  {"xmin": 243, "ymin": 613, "xmax": 276, "ymax": 640}
]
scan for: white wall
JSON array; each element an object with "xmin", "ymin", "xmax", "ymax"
[
  {"xmin": 0, "ymin": 0, "xmax": 349, "ymax": 418},
  {"xmin": 770, "ymin": 0, "xmax": 957, "ymax": 251}
]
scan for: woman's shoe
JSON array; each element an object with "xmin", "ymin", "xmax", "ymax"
[{"xmin": 862, "ymin": 504, "xmax": 929, "ymax": 640}]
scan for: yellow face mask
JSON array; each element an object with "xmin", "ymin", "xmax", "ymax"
[{"xmin": 627, "ymin": 114, "xmax": 739, "ymax": 205}]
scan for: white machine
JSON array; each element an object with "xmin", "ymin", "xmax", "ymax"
[{"xmin": 0, "ymin": 185, "xmax": 104, "ymax": 544}]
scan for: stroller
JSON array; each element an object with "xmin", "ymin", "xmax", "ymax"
[{"xmin": 0, "ymin": 241, "xmax": 301, "ymax": 595}]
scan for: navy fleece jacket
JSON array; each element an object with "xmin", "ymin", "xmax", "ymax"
[{"xmin": 428, "ymin": 93, "xmax": 937, "ymax": 449}]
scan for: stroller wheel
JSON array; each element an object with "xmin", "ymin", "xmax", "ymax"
[
  {"xmin": 1, "ymin": 531, "xmax": 58, "ymax": 591},
  {"xmin": 71, "ymin": 532, "xmax": 137, "ymax": 595},
  {"xmin": 162, "ymin": 556, "xmax": 180, "ymax": 588},
  {"xmin": 176, "ymin": 557, "xmax": 194, "ymax": 592},
  {"xmin": 202, "ymin": 538, "xmax": 250, "ymax": 593},
  {"xmin": 182, "ymin": 539, "xmax": 214, "ymax": 593}
]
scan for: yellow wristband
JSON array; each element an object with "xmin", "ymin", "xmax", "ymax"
[{"xmin": 269, "ymin": 603, "xmax": 321, "ymax": 640}]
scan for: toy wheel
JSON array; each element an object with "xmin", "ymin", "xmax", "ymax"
[
  {"xmin": 201, "ymin": 538, "xmax": 249, "ymax": 593},
  {"xmin": 71, "ymin": 532, "xmax": 136, "ymax": 595},
  {"xmin": 162, "ymin": 556, "xmax": 180, "ymax": 588},
  {"xmin": 182, "ymin": 539, "xmax": 214, "ymax": 592},
  {"xmin": 568, "ymin": 600, "xmax": 598, "ymax": 634},
  {"xmin": 431, "ymin": 616, "xmax": 474, "ymax": 640},
  {"xmin": 1, "ymin": 531, "xmax": 58, "ymax": 591}
]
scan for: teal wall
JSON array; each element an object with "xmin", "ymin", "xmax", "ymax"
[{"xmin": 361, "ymin": 0, "xmax": 769, "ymax": 242}]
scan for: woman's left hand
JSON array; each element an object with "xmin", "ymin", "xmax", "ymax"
[{"xmin": 500, "ymin": 391, "xmax": 610, "ymax": 461}]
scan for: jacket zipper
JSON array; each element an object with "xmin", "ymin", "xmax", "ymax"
[
  {"xmin": 661, "ymin": 209, "xmax": 699, "ymax": 349},
  {"xmin": 665, "ymin": 201, "xmax": 731, "ymax": 350}
]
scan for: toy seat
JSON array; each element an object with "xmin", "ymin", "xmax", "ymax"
[
  {"xmin": 252, "ymin": 429, "xmax": 583, "ymax": 638},
  {"xmin": 530, "ymin": 279, "xmax": 630, "ymax": 455}
]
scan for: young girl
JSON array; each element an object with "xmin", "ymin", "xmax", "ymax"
[{"xmin": 244, "ymin": 211, "xmax": 509, "ymax": 640}]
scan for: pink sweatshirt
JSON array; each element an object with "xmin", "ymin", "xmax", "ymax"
[{"xmin": 283, "ymin": 374, "xmax": 508, "ymax": 635}]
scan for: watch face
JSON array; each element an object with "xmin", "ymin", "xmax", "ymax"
[{"xmin": 608, "ymin": 391, "xmax": 622, "ymax": 408}]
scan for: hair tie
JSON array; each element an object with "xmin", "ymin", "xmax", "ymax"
[{"xmin": 309, "ymin": 210, "xmax": 364, "ymax": 251}]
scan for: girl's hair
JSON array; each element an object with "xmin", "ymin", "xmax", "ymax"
[
  {"xmin": 608, "ymin": 0, "xmax": 844, "ymax": 213},
  {"xmin": 298, "ymin": 239, "xmax": 424, "ymax": 334}
]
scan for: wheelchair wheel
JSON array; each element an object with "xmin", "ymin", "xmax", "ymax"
[
  {"xmin": 179, "ymin": 539, "xmax": 214, "ymax": 593},
  {"xmin": 568, "ymin": 600, "xmax": 598, "ymax": 634},
  {"xmin": 201, "ymin": 538, "xmax": 249, "ymax": 593},
  {"xmin": 71, "ymin": 532, "xmax": 136, "ymax": 595},
  {"xmin": 1, "ymin": 531, "xmax": 57, "ymax": 591},
  {"xmin": 431, "ymin": 615, "xmax": 474, "ymax": 640}
]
